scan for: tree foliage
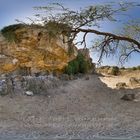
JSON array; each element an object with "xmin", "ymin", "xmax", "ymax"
[
  {"xmin": 65, "ymin": 52, "xmax": 90, "ymax": 75},
  {"xmin": 118, "ymin": 19, "xmax": 140, "ymax": 63},
  {"xmin": 1, "ymin": 24, "xmax": 24, "ymax": 42}
]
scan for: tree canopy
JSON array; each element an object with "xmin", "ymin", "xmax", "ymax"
[{"xmin": 19, "ymin": 2, "xmax": 140, "ymax": 64}]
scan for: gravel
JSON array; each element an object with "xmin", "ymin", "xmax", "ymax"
[{"xmin": 0, "ymin": 74, "xmax": 139, "ymax": 139}]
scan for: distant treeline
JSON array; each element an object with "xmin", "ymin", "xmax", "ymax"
[{"xmin": 99, "ymin": 65, "xmax": 140, "ymax": 71}]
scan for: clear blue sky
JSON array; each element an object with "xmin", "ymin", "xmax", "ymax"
[{"xmin": 0, "ymin": 0, "xmax": 140, "ymax": 67}]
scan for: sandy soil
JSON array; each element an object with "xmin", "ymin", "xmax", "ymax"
[
  {"xmin": 0, "ymin": 74, "xmax": 140, "ymax": 139},
  {"xmin": 100, "ymin": 70, "xmax": 140, "ymax": 89}
]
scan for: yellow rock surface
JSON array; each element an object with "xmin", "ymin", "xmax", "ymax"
[
  {"xmin": 1, "ymin": 64, "xmax": 17, "ymax": 72},
  {"xmin": 0, "ymin": 25, "xmax": 78, "ymax": 74}
]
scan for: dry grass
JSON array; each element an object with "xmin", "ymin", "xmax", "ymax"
[{"xmin": 99, "ymin": 69, "xmax": 140, "ymax": 89}]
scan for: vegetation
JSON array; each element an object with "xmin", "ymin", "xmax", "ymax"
[
  {"xmin": 120, "ymin": 67, "xmax": 125, "ymax": 70},
  {"xmin": 65, "ymin": 52, "xmax": 91, "ymax": 75},
  {"xmin": 138, "ymin": 66, "xmax": 140, "ymax": 70},
  {"xmin": 132, "ymin": 67, "xmax": 137, "ymax": 71},
  {"xmin": 1, "ymin": 2, "xmax": 140, "ymax": 67},
  {"xmin": 1, "ymin": 24, "xmax": 25, "ymax": 42},
  {"xmin": 68, "ymin": 45, "xmax": 75, "ymax": 56},
  {"xmin": 45, "ymin": 21, "xmax": 71, "ymax": 38},
  {"xmin": 33, "ymin": 2, "xmax": 140, "ymax": 64},
  {"xmin": 1, "ymin": 21, "xmax": 71, "ymax": 42},
  {"xmin": 110, "ymin": 66, "xmax": 119, "ymax": 76},
  {"xmin": 130, "ymin": 66, "xmax": 140, "ymax": 71}
]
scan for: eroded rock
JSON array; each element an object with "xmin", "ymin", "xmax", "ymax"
[
  {"xmin": 116, "ymin": 82, "xmax": 127, "ymax": 89},
  {"xmin": 0, "ymin": 75, "xmax": 61, "ymax": 95},
  {"xmin": 0, "ymin": 24, "xmax": 78, "ymax": 75}
]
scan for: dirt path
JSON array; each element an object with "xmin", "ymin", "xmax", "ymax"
[{"xmin": 0, "ymin": 75, "xmax": 140, "ymax": 139}]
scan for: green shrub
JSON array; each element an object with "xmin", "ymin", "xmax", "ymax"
[
  {"xmin": 77, "ymin": 53, "xmax": 90, "ymax": 73},
  {"xmin": 111, "ymin": 66, "xmax": 119, "ymax": 75},
  {"xmin": 65, "ymin": 52, "xmax": 90, "ymax": 75},
  {"xmin": 45, "ymin": 21, "xmax": 71, "ymax": 39},
  {"xmin": 121, "ymin": 67, "xmax": 125, "ymax": 70},
  {"xmin": 78, "ymin": 59, "xmax": 88, "ymax": 74},
  {"xmin": 1, "ymin": 24, "xmax": 24, "ymax": 42},
  {"xmin": 65, "ymin": 59, "xmax": 79, "ymax": 75},
  {"xmin": 137, "ymin": 66, "xmax": 140, "ymax": 70},
  {"xmin": 71, "ymin": 60, "xmax": 79, "ymax": 74},
  {"xmin": 132, "ymin": 67, "xmax": 137, "ymax": 70},
  {"xmin": 65, "ymin": 64, "xmax": 74, "ymax": 75}
]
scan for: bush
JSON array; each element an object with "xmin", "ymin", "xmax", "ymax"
[
  {"xmin": 79, "ymin": 59, "xmax": 88, "ymax": 73},
  {"xmin": 77, "ymin": 53, "xmax": 89, "ymax": 74},
  {"xmin": 65, "ymin": 52, "xmax": 90, "ymax": 75},
  {"xmin": 45, "ymin": 21, "xmax": 71, "ymax": 39},
  {"xmin": 65, "ymin": 64, "xmax": 73, "ymax": 75},
  {"xmin": 110, "ymin": 66, "xmax": 119, "ymax": 75},
  {"xmin": 137, "ymin": 66, "xmax": 140, "ymax": 70},
  {"xmin": 132, "ymin": 67, "xmax": 137, "ymax": 70},
  {"xmin": 1, "ymin": 24, "xmax": 24, "ymax": 42},
  {"xmin": 121, "ymin": 67, "xmax": 125, "ymax": 70}
]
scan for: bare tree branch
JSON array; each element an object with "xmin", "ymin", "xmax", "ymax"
[
  {"xmin": 16, "ymin": 2, "xmax": 140, "ymax": 64},
  {"xmin": 73, "ymin": 28, "xmax": 140, "ymax": 49}
]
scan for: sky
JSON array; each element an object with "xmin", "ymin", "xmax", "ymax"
[{"xmin": 0, "ymin": 0, "xmax": 140, "ymax": 67}]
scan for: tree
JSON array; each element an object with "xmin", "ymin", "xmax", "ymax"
[
  {"xmin": 118, "ymin": 19, "xmax": 140, "ymax": 63},
  {"xmin": 25, "ymin": 2, "xmax": 140, "ymax": 64}
]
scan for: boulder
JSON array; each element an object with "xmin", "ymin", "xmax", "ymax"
[
  {"xmin": 129, "ymin": 77, "xmax": 140, "ymax": 86},
  {"xmin": 133, "ymin": 93, "xmax": 140, "ymax": 102},
  {"xmin": 116, "ymin": 82, "xmax": 127, "ymax": 89},
  {"xmin": 121, "ymin": 94, "xmax": 135, "ymax": 101}
]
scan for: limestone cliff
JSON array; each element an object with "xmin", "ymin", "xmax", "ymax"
[{"xmin": 0, "ymin": 24, "xmax": 78, "ymax": 75}]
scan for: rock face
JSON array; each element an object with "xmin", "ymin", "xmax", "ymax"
[
  {"xmin": 0, "ymin": 24, "xmax": 78, "ymax": 75},
  {"xmin": 0, "ymin": 75, "xmax": 61, "ymax": 95}
]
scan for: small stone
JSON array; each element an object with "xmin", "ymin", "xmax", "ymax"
[
  {"xmin": 69, "ymin": 75, "xmax": 74, "ymax": 80},
  {"xmin": 59, "ymin": 74, "xmax": 70, "ymax": 81},
  {"xmin": 25, "ymin": 91, "xmax": 34, "ymax": 96}
]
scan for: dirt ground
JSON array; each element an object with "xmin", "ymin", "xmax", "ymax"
[
  {"xmin": 100, "ymin": 70, "xmax": 140, "ymax": 89},
  {"xmin": 0, "ymin": 74, "xmax": 140, "ymax": 139}
]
